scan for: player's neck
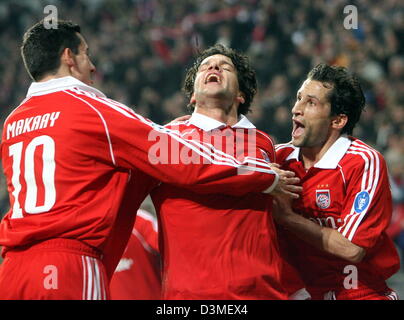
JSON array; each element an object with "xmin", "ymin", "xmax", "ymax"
[
  {"xmin": 194, "ymin": 102, "xmax": 239, "ymax": 126},
  {"xmin": 37, "ymin": 66, "xmax": 72, "ymax": 83},
  {"xmin": 300, "ymin": 133, "xmax": 340, "ymax": 170}
]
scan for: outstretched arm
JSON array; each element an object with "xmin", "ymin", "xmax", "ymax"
[{"xmin": 73, "ymin": 92, "xmax": 295, "ymax": 196}]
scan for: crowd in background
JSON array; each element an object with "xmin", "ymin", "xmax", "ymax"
[{"xmin": 0, "ymin": 0, "xmax": 403, "ymax": 267}]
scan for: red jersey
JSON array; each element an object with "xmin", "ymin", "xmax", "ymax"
[
  {"xmin": 0, "ymin": 76, "xmax": 279, "ymax": 279},
  {"xmin": 276, "ymin": 136, "xmax": 400, "ymax": 299},
  {"xmin": 276, "ymin": 225, "xmax": 311, "ymax": 300},
  {"xmin": 110, "ymin": 209, "xmax": 161, "ymax": 300},
  {"xmin": 151, "ymin": 113, "xmax": 287, "ymax": 300}
]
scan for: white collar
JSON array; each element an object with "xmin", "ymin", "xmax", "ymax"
[
  {"xmin": 26, "ymin": 76, "xmax": 106, "ymax": 98},
  {"xmin": 188, "ymin": 112, "xmax": 256, "ymax": 131},
  {"xmin": 286, "ymin": 135, "xmax": 352, "ymax": 169}
]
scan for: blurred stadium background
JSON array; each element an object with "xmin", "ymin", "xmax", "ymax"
[{"xmin": 0, "ymin": 0, "xmax": 403, "ymax": 298}]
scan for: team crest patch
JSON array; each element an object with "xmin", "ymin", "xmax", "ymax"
[
  {"xmin": 316, "ymin": 189, "xmax": 331, "ymax": 209},
  {"xmin": 354, "ymin": 191, "xmax": 370, "ymax": 213}
]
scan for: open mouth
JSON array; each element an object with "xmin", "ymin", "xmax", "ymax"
[
  {"xmin": 205, "ymin": 73, "xmax": 221, "ymax": 84},
  {"xmin": 292, "ymin": 119, "xmax": 305, "ymax": 138}
]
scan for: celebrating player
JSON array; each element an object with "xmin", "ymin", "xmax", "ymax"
[
  {"xmin": 150, "ymin": 44, "xmax": 302, "ymax": 300},
  {"xmin": 0, "ymin": 21, "xmax": 290, "ymax": 299},
  {"xmin": 274, "ymin": 63, "xmax": 400, "ymax": 300}
]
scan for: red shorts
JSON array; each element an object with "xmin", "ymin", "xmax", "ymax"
[{"xmin": 0, "ymin": 238, "xmax": 109, "ymax": 300}]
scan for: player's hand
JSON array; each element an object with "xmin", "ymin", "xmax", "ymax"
[
  {"xmin": 166, "ymin": 114, "xmax": 191, "ymax": 125},
  {"xmin": 265, "ymin": 164, "xmax": 302, "ymax": 199}
]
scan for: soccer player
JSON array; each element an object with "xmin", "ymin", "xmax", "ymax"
[
  {"xmin": 110, "ymin": 208, "xmax": 161, "ymax": 300},
  {"xmin": 150, "ymin": 44, "xmax": 302, "ymax": 300},
  {"xmin": 0, "ymin": 21, "xmax": 297, "ymax": 299},
  {"xmin": 274, "ymin": 63, "xmax": 400, "ymax": 300}
]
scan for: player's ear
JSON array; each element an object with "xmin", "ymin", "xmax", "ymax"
[
  {"xmin": 60, "ymin": 48, "xmax": 76, "ymax": 68},
  {"xmin": 190, "ymin": 93, "xmax": 196, "ymax": 105},
  {"xmin": 236, "ymin": 92, "xmax": 245, "ymax": 105},
  {"xmin": 331, "ymin": 114, "xmax": 348, "ymax": 131}
]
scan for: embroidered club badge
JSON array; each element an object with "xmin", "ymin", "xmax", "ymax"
[{"xmin": 316, "ymin": 189, "xmax": 331, "ymax": 209}]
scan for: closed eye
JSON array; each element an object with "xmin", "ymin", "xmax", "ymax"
[
  {"xmin": 222, "ymin": 63, "xmax": 234, "ymax": 71},
  {"xmin": 198, "ymin": 64, "xmax": 208, "ymax": 72}
]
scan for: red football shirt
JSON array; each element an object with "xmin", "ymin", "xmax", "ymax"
[
  {"xmin": 276, "ymin": 136, "xmax": 400, "ymax": 298},
  {"xmin": 110, "ymin": 209, "xmax": 161, "ymax": 300},
  {"xmin": 276, "ymin": 224, "xmax": 311, "ymax": 300},
  {"xmin": 151, "ymin": 113, "xmax": 287, "ymax": 300},
  {"xmin": 0, "ymin": 77, "xmax": 278, "ymax": 278}
]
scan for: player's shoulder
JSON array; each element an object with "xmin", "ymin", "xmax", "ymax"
[
  {"xmin": 63, "ymin": 87, "xmax": 140, "ymax": 118},
  {"xmin": 164, "ymin": 120, "xmax": 195, "ymax": 132},
  {"xmin": 255, "ymin": 129, "xmax": 275, "ymax": 145},
  {"xmin": 3, "ymin": 91, "xmax": 78, "ymax": 129},
  {"xmin": 344, "ymin": 137, "xmax": 386, "ymax": 166},
  {"xmin": 2, "ymin": 102, "xmax": 27, "ymax": 125},
  {"xmin": 275, "ymin": 142, "xmax": 296, "ymax": 158},
  {"xmin": 249, "ymin": 129, "xmax": 274, "ymax": 157},
  {"xmin": 4, "ymin": 91, "xmax": 67, "ymax": 119}
]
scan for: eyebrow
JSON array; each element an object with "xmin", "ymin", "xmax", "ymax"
[
  {"xmin": 297, "ymin": 92, "xmax": 323, "ymax": 103},
  {"xmin": 307, "ymin": 94, "xmax": 320, "ymax": 101}
]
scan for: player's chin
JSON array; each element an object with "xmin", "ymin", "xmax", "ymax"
[
  {"xmin": 291, "ymin": 136, "xmax": 303, "ymax": 147},
  {"xmin": 84, "ymin": 77, "xmax": 94, "ymax": 86}
]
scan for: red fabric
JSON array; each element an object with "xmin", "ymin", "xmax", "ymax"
[
  {"xmin": 151, "ymin": 122, "xmax": 287, "ymax": 300},
  {"xmin": 110, "ymin": 210, "xmax": 161, "ymax": 300},
  {"xmin": 276, "ymin": 226, "xmax": 310, "ymax": 299},
  {"xmin": 0, "ymin": 239, "xmax": 108, "ymax": 300}
]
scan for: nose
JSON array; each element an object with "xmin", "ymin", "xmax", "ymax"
[
  {"xmin": 207, "ymin": 62, "xmax": 220, "ymax": 71},
  {"xmin": 90, "ymin": 61, "xmax": 96, "ymax": 73},
  {"xmin": 292, "ymin": 100, "xmax": 303, "ymax": 117}
]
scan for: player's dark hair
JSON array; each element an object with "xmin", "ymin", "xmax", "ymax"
[
  {"xmin": 307, "ymin": 63, "xmax": 365, "ymax": 135},
  {"xmin": 182, "ymin": 44, "xmax": 257, "ymax": 115},
  {"xmin": 21, "ymin": 20, "xmax": 82, "ymax": 81}
]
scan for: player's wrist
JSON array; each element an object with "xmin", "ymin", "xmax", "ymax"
[{"xmin": 262, "ymin": 171, "xmax": 279, "ymax": 194}]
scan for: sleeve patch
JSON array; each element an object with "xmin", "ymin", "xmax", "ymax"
[{"xmin": 354, "ymin": 191, "xmax": 370, "ymax": 213}]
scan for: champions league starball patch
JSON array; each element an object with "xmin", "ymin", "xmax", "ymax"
[
  {"xmin": 316, "ymin": 190, "xmax": 331, "ymax": 209},
  {"xmin": 354, "ymin": 191, "xmax": 370, "ymax": 213}
]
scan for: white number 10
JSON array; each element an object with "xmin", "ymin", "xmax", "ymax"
[{"xmin": 9, "ymin": 135, "xmax": 56, "ymax": 219}]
